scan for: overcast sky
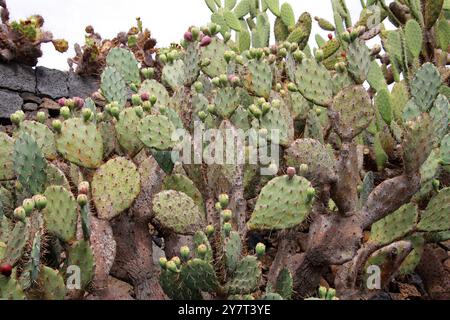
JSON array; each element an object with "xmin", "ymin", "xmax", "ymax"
[{"xmin": 7, "ymin": 0, "xmax": 363, "ymax": 70}]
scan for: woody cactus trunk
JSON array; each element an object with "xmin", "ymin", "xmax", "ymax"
[{"xmin": 0, "ymin": 0, "xmax": 450, "ymax": 300}]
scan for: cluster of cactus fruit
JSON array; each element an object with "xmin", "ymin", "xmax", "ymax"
[
  {"xmin": 0, "ymin": 1, "xmax": 68, "ymax": 66},
  {"xmin": 0, "ymin": 0, "xmax": 450, "ymax": 300}
]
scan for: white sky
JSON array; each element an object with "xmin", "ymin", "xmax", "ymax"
[{"xmin": 7, "ymin": 0, "xmax": 363, "ymax": 70}]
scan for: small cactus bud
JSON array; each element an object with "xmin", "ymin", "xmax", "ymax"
[
  {"xmin": 77, "ymin": 194, "xmax": 88, "ymax": 207},
  {"xmin": 432, "ymin": 179, "xmax": 440, "ymax": 190},
  {"xmin": 134, "ymin": 106, "xmax": 144, "ymax": 118},
  {"xmin": 206, "ymin": 225, "xmax": 215, "ymax": 237},
  {"xmin": 22, "ymin": 198, "xmax": 35, "ymax": 216},
  {"xmin": 289, "ymin": 42, "xmax": 299, "ymax": 52},
  {"xmin": 212, "ymin": 77, "xmax": 221, "ymax": 87},
  {"xmin": 223, "ymin": 31, "xmax": 232, "ymax": 42},
  {"xmin": 255, "ymin": 243, "xmax": 266, "ymax": 257},
  {"xmin": 180, "ymin": 246, "xmax": 190, "ymax": 260},
  {"xmin": 166, "ymin": 260, "xmax": 178, "ymax": 273},
  {"xmin": 184, "ymin": 31, "xmax": 193, "ymax": 42},
  {"xmin": 299, "ymin": 163, "xmax": 309, "ymax": 175},
  {"xmin": 141, "ymin": 68, "xmax": 155, "ymax": 79},
  {"xmin": 223, "ymin": 223, "xmax": 232, "ymax": 236},
  {"xmin": 315, "ymin": 49, "xmax": 324, "ymax": 62},
  {"xmin": 207, "ymin": 104, "xmax": 216, "ymax": 114},
  {"xmin": 159, "ymin": 257, "xmax": 168, "ymax": 269},
  {"xmin": 132, "ymin": 94, "xmax": 142, "ymax": 106},
  {"xmin": 287, "ymin": 83, "xmax": 298, "ymax": 92},
  {"xmin": 33, "ymin": 195, "xmax": 48, "ymax": 210},
  {"xmin": 200, "ymin": 35, "xmax": 212, "ymax": 47},
  {"xmin": 326, "ymin": 288, "xmax": 336, "ymax": 300},
  {"xmin": 10, "ymin": 112, "xmax": 21, "ymax": 125},
  {"xmin": 208, "ymin": 22, "xmax": 219, "ymax": 35},
  {"xmin": 229, "ymin": 75, "xmax": 240, "ymax": 86},
  {"xmin": 215, "ymin": 202, "xmax": 222, "ymax": 212},
  {"xmin": 319, "ymin": 286, "xmax": 328, "ymax": 299},
  {"xmin": 194, "ymin": 81, "xmax": 203, "ymax": 93},
  {"xmin": 191, "ymin": 27, "xmax": 200, "ymax": 40},
  {"xmin": 235, "ymin": 55, "xmax": 244, "ymax": 65},
  {"xmin": 328, "ymin": 33, "xmax": 333, "ymax": 40},
  {"xmin": 198, "ymin": 111, "xmax": 207, "ymax": 122},
  {"xmin": 287, "ymin": 167, "xmax": 296, "ymax": 179},
  {"xmin": 78, "ymin": 181, "xmax": 90, "ymax": 195},
  {"xmin": 197, "ymin": 244, "xmax": 208, "ymax": 257},
  {"xmin": 256, "ymin": 98, "xmax": 266, "ymax": 106},
  {"xmin": 219, "ymin": 194, "xmax": 229, "ymax": 208},
  {"xmin": 261, "ymin": 102, "xmax": 271, "ymax": 115},
  {"xmin": 341, "ymin": 31, "xmax": 351, "ymax": 43},
  {"xmin": 65, "ymin": 98, "xmax": 76, "ymax": 110},
  {"xmin": 315, "ymin": 107, "xmax": 322, "ymax": 116},
  {"xmin": 357, "ymin": 185, "xmax": 363, "ymax": 193},
  {"xmin": 159, "ymin": 53, "xmax": 168, "ymax": 64},
  {"xmin": 36, "ymin": 111, "xmax": 46, "ymax": 123},
  {"xmin": 219, "ymin": 74, "xmax": 228, "ymax": 86},
  {"xmin": 278, "ymin": 47, "xmax": 287, "ymax": 58},
  {"xmin": 74, "ymin": 97, "xmax": 85, "ymax": 109},
  {"xmin": 96, "ymin": 112, "xmax": 105, "ymax": 122},
  {"xmin": 221, "ymin": 209, "xmax": 232, "ymax": 222},
  {"xmin": 171, "ymin": 256, "xmax": 181, "ymax": 268},
  {"xmin": 52, "ymin": 120, "xmax": 62, "ymax": 133},
  {"xmin": 110, "ymin": 106, "xmax": 120, "ymax": 119},
  {"xmin": 293, "ymin": 50, "xmax": 305, "ymax": 63},
  {"xmin": 82, "ymin": 108, "xmax": 93, "ymax": 122},
  {"xmin": 307, "ymin": 187, "xmax": 316, "ymax": 202},
  {"xmin": 0, "ymin": 264, "xmax": 13, "ymax": 277},
  {"xmin": 275, "ymin": 83, "xmax": 282, "ymax": 91},
  {"xmin": 130, "ymin": 83, "xmax": 138, "ymax": 93},
  {"xmin": 148, "ymin": 95, "xmax": 157, "ymax": 106},
  {"xmin": 249, "ymin": 104, "xmax": 262, "ymax": 118},
  {"xmin": 60, "ymin": 106, "xmax": 71, "ymax": 119},
  {"xmin": 224, "ymin": 50, "xmax": 235, "ymax": 63},
  {"xmin": 14, "ymin": 206, "xmax": 26, "ymax": 220}
]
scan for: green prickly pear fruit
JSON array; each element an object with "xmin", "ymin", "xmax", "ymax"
[
  {"xmin": 256, "ymin": 243, "xmax": 266, "ymax": 257},
  {"xmin": 171, "ymin": 256, "xmax": 181, "ymax": 268},
  {"xmin": 224, "ymin": 31, "xmax": 231, "ymax": 42},
  {"xmin": 132, "ymin": 94, "xmax": 142, "ymax": 106},
  {"xmin": 293, "ymin": 50, "xmax": 305, "ymax": 63},
  {"xmin": 36, "ymin": 111, "xmax": 47, "ymax": 123},
  {"xmin": 166, "ymin": 260, "xmax": 178, "ymax": 273},
  {"xmin": 159, "ymin": 257, "xmax": 168, "ymax": 269},
  {"xmin": 262, "ymin": 102, "xmax": 271, "ymax": 115},
  {"xmin": 326, "ymin": 288, "xmax": 336, "ymax": 300},
  {"xmin": 33, "ymin": 195, "xmax": 48, "ymax": 210},
  {"xmin": 219, "ymin": 74, "xmax": 228, "ymax": 86},
  {"xmin": 208, "ymin": 22, "xmax": 219, "ymax": 35},
  {"xmin": 60, "ymin": 106, "xmax": 71, "ymax": 119},
  {"xmin": 191, "ymin": 27, "xmax": 200, "ymax": 40},
  {"xmin": 0, "ymin": 264, "xmax": 13, "ymax": 277},
  {"xmin": 180, "ymin": 246, "xmax": 190, "ymax": 261},
  {"xmin": 130, "ymin": 83, "xmax": 138, "ymax": 93},
  {"xmin": 14, "ymin": 206, "xmax": 26, "ymax": 221},
  {"xmin": 249, "ymin": 104, "xmax": 262, "ymax": 118},
  {"xmin": 341, "ymin": 31, "xmax": 351, "ymax": 43},
  {"xmin": 223, "ymin": 223, "xmax": 232, "ymax": 236},
  {"xmin": 315, "ymin": 49, "xmax": 324, "ymax": 62},
  {"xmin": 224, "ymin": 50, "xmax": 236, "ymax": 63},
  {"xmin": 52, "ymin": 120, "xmax": 62, "ymax": 132},
  {"xmin": 279, "ymin": 47, "xmax": 288, "ymax": 58},
  {"xmin": 77, "ymin": 194, "xmax": 88, "ymax": 207},
  {"xmin": 287, "ymin": 83, "xmax": 298, "ymax": 92},
  {"xmin": 22, "ymin": 198, "xmax": 35, "ymax": 216},
  {"xmin": 78, "ymin": 181, "xmax": 90, "ymax": 195},
  {"xmin": 10, "ymin": 112, "xmax": 21, "ymax": 125},
  {"xmin": 82, "ymin": 108, "xmax": 93, "ymax": 122},
  {"xmin": 65, "ymin": 98, "xmax": 76, "ymax": 110},
  {"xmin": 235, "ymin": 55, "xmax": 244, "ymax": 65},
  {"xmin": 307, "ymin": 187, "xmax": 316, "ymax": 202},
  {"xmin": 206, "ymin": 225, "xmax": 215, "ymax": 237},
  {"xmin": 432, "ymin": 179, "xmax": 440, "ymax": 191},
  {"xmin": 219, "ymin": 194, "xmax": 229, "ymax": 208},
  {"xmin": 194, "ymin": 81, "xmax": 203, "ymax": 93},
  {"xmin": 257, "ymin": 98, "xmax": 266, "ymax": 106},
  {"xmin": 197, "ymin": 244, "xmax": 208, "ymax": 258},
  {"xmin": 110, "ymin": 106, "xmax": 120, "ymax": 119},
  {"xmin": 318, "ymin": 286, "xmax": 327, "ymax": 299},
  {"xmin": 143, "ymin": 101, "xmax": 152, "ymax": 112},
  {"xmin": 222, "ymin": 209, "xmax": 233, "ymax": 222},
  {"xmin": 357, "ymin": 185, "xmax": 363, "ymax": 193},
  {"xmin": 141, "ymin": 67, "xmax": 155, "ymax": 79},
  {"xmin": 198, "ymin": 111, "xmax": 207, "ymax": 122},
  {"xmin": 287, "ymin": 167, "xmax": 296, "ymax": 179},
  {"xmin": 134, "ymin": 106, "xmax": 144, "ymax": 118},
  {"xmin": 159, "ymin": 53, "xmax": 168, "ymax": 64},
  {"xmin": 212, "ymin": 77, "xmax": 221, "ymax": 87},
  {"xmin": 299, "ymin": 163, "xmax": 309, "ymax": 175},
  {"xmin": 207, "ymin": 104, "xmax": 216, "ymax": 114}
]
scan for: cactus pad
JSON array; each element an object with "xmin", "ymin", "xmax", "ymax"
[
  {"xmin": 224, "ymin": 231, "xmax": 242, "ymax": 273},
  {"xmin": 346, "ymin": 39, "xmax": 371, "ymax": 84},
  {"xmin": 162, "ymin": 174, "xmax": 204, "ymax": 213},
  {"xmin": 139, "ymin": 115, "xmax": 177, "ymax": 151},
  {"xmin": 17, "ymin": 120, "xmax": 57, "ymax": 160},
  {"xmin": 0, "ymin": 133, "xmax": 15, "ymax": 181},
  {"xmin": 180, "ymin": 258, "xmax": 220, "ymax": 293},
  {"xmin": 139, "ymin": 79, "xmax": 170, "ymax": 109},
  {"xmin": 227, "ymin": 256, "xmax": 261, "ymax": 294},
  {"xmin": 245, "ymin": 59, "xmax": 272, "ymax": 99},
  {"xmin": 115, "ymin": 108, "xmax": 144, "ymax": 156},
  {"xmin": 100, "ymin": 66, "xmax": 128, "ymax": 108},
  {"xmin": 106, "ymin": 48, "xmax": 140, "ymax": 84},
  {"xmin": 201, "ymin": 38, "xmax": 228, "ymax": 78},
  {"xmin": 417, "ymin": 188, "xmax": 450, "ymax": 232},
  {"xmin": 295, "ymin": 58, "xmax": 333, "ymax": 107},
  {"xmin": 410, "ymin": 63, "xmax": 442, "ymax": 111},
  {"xmin": 67, "ymin": 240, "xmax": 94, "ymax": 290}
]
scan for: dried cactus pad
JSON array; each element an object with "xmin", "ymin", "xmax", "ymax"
[
  {"xmin": 43, "ymin": 186, "xmax": 78, "ymax": 243},
  {"xmin": 248, "ymin": 175, "xmax": 314, "ymax": 230},
  {"xmin": 152, "ymin": 190, "xmax": 205, "ymax": 234},
  {"xmin": 0, "ymin": 132, "xmax": 15, "ymax": 181},
  {"xmin": 139, "ymin": 115, "xmax": 177, "ymax": 151},
  {"xmin": 56, "ymin": 118, "xmax": 103, "ymax": 169},
  {"xmin": 332, "ymin": 85, "xmax": 374, "ymax": 140},
  {"xmin": 92, "ymin": 157, "xmax": 141, "ymax": 220}
]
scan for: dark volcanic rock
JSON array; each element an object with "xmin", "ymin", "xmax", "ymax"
[
  {"xmin": 68, "ymin": 73, "xmax": 99, "ymax": 98},
  {"xmin": 0, "ymin": 89, "xmax": 23, "ymax": 119},
  {"xmin": 0, "ymin": 62, "xmax": 36, "ymax": 92},
  {"xmin": 23, "ymin": 102, "xmax": 39, "ymax": 111},
  {"xmin": 36, "ymin": 67, "xmax": 69, "ymax": 98}
]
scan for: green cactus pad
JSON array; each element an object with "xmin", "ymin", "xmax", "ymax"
[
  {"xmin": 183, "ymin": 42, "xmax": 201, "ymax": 85},
  {"xmin": 106, "ymin": 48, "xmax": 140, "ymax": 84},
  {"xmin": 275, "ymin": 268, "xmax": 293, "ymax": 300},
  {"xmin": 17, "ymin": 120, "xmax": 57, "ymax": 160},
  {"xmin": 260, "ymin": 108, "xmax": 292, "ymax": 146},
  {"xmin": 13, "ymin": 132, "xmax": 47, "ymax": 195},
  {"xmin": 100, "ymin": 66, "xmax": 128, "ymax": 108},
  {"xmin": 152, "ymin": 190, "xmax": 205, "ymax": 234},
  {"xmin": 295, "ymin": 58, "xmax": 333, "ymax": 107},
  {"xmin": 391, "ymin": 81, "xmax": 410, "ymax": 122},
  {"xmin": 423, "ymin": 0, "xmax": 444, "ymax": 29},
  {"xmin": 4, "ymin": 221, "xmax": 30, "ymax": 266},
  {"xmin": 201, "ymin": 38, "xmax": 228, "ymax": 78},
  {"xmin": 214, "ymin": 87, "xmax": 241, "ymax": 119},
  {"xmin": 404, "ymin": 19, "xmax": 423, "ymax": 59},
  {"xmin": 160, "ymin": 268, "xmax": 202, "ymax": 300},
  {"xmin": 0, "ymin": 133, "xmax": 15, "ymax": 181},
  {"xmin": 420, "ymin": 149, "xmax": 441, "ymax": 183},
  {"xmin": 115, "ymin": 108, "xmax": 144, "ymax": 156},
  {"xmin": 0, "ymin": 274, "xmax": 26, "ymax": 300},
  {"xmin": 417, "ymin": 188, "xmax": 450, "ymax": 232},
  {"xmin": 139, "ymin": 115, "xmax": 177, "ymax": 151},
  {"xmin": 398, "ymin": 235, "xmax": 425, "ymax": 276},
  {"xmin": 139, "ymin": 79, "xmax": 170, "ymax": 109},
  {"xmin": 194, "ymin": 231, "xmax": 213, "ymax": 264},
  {"xmin": 0, "ymin": 187, "xmax": 14, "ymax": 218},
  {"xmin": 162, "ymin": 60, "xmax": 186, "ymax": 91},
  {"xmin": 67, "ymin": 240, "xmax": 94, "ymax": 290},
  {"xmin": 285, "ymin": 139, "xmax": 336, "ymax": 184},
  {"xmin": 224, "ymin": 231, "xmax": 242, "ymax": 273},
  {"xmin": 346, "ymin": 39, "xmax": 371, "ymax": 84},
  {"xmin": 274, "ymin": 17, "xmax": 289, "ymax": 42},
  {"xmin": 43, "ymin": 186, "xmax": 77, "ymax": 242},
  {"xmin": 367, "ymin": 60, "xmax": 387, "ymax": 93},
  {"xmin": 410, "ymin": 63, "xmax": 442, "ymax": 111},
  {"xmin": 370, "ymin": 203, "xmax": 418, "ymax": 246},
  {"xmin": 46, "ymin": 163, "xmax": 70, "ymax": 190},
  {"xmin": 376, "ymin": 88, "xmax": 393, "ymax": 125},
  {"xmin": 403, "ymin": 114, "xmax": 434, "ymax": 174},
  {"xmin": 430, "ymin": 94, "xmax": 449, "ymax": 141},
  {"xmin": 92, "ymin": 157, "xmax": 141, "ymax": 220},
  {"xmin": 227, "ymin": 256, "xmax": 261, "ymax": 295},
  {"xmin": 332, "ymin": 85, "xmax": 374, "ymax": 140},
  {"xmin": 180, "ymin": 258, "xmax": 220, "ymax": 293},
  {"xmin": 261, "ymin": 293, "xmax": 283, "ymax": 300},
  {"xmin": 248, "ymin": 175, "xmax": 314, "ymax": 230},
  {"xmin": 36, "ymin": 266, "xmax": 67, "ymax": 300},
  {"xmin": 280, "ymin": 3, "xmax": 295, "ymax": 27},
  {"xmin": 56, "ymin": 118, "xmax": 103, "ymax": 169},
  {"xmin": 441, "ymin": 134, "xmax": 450, "ymax": 165},
  {"xmin": 162, "ymin": 174, "xmax": 204, "ymax": 213},
  {"xmin": 245, "ymin": 59, "xmax": 272, "ymax": 99}
]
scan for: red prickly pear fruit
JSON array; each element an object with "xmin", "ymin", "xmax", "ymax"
[
  {"xmin": 200, "ymin": 36, "xmax": 212, "ymax": 47},
  {"xmin": 328, "ymin": 33, "xmax": 333, "ymax": 40},
  {"xmin": 140, "ymin": 92, "xmax": 150, "ymax": 102},
  {"xmin": 74, "ymin": 97, "xmax": 84, "ymax": 108},
  {"xmin": 287, "ymin": 167, "xmax": 296, "ymax": 179},
  {"xmin": 0, "ymin": 264, "xmax": 13, "ymax": 277},
  {"xmin": 341, "ymin": 51, "xmax": 347, "ymax": 59},
  {"xmin": 78, "ymin": 181, "xmax": 90, "ymax": 195},
  {"xmin": 58, "ymin": 98, "xmax": 66, "ymax": 107},
  {"xmin": 184, "ymin": 31, "xmax": 193, "ymax": 42}
]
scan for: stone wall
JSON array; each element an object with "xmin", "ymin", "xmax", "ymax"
[{"xmin": 0, "ymin": 62, "xmax": 99, "ymax": 122}]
